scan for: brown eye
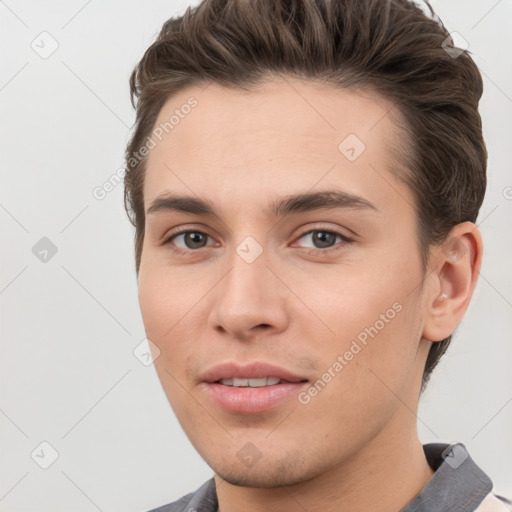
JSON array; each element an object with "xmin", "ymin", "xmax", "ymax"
[{"xmin": 164, "ymin": 230, "xmax": 213, "ymax": 251}]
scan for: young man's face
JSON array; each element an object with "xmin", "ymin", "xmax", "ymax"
[{"xmin": 138, "ymin": 77, "xmax": 434, "ymax": 487}]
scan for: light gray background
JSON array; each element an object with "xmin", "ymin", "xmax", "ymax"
[{"xmin": 1, "ymin": 1, "xmax": 511, "ymax": 511}]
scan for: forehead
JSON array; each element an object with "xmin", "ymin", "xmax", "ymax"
[{"xmin": 143, "ymin": 77, "xmax": 411, "ymax": 215}]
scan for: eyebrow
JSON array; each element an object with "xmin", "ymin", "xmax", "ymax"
[{"xmin": 146, "ymin": 190, "xmax": 378, "ymax": 218}]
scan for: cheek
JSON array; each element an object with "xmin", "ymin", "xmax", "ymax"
[
  {"xmin": 138, "ymin": 268, "xmax": 197, "ymax": 412},
  {"xmin": 290, "ymin": 254, "xmax": 424, "ymax": 391},
  {"xmin": 290, "ymin": 259, "xmax": 417, "ymax": 343},
  {"xmin": 137, "ymin": 266, "xmax": 208, "ymax": 395},
  {"xmin": 137, "ymin": 274, "xmax": 168, "ymax": 344},
  {"xmin": 137, "ymin": 261, "xmax": 201, "ymax": 342},
  {"xmin": 293, "ymin": 293, "xmax": 423, "ymax": 443}
]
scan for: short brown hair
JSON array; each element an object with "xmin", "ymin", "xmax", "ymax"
[{"xmin": 124, "ymin": 0, "xmax": 487, "ymax": 388}]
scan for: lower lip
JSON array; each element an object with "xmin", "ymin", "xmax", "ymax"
[{"xmin": 203, "ymin": 381, "xmax": 309, "ymax": 414}]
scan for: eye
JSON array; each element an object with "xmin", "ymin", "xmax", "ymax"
[
  {"xmin": 294, "ymin": 228, "xmax": 352, "ymax": 254},
  {"xmin": 163, "ymin": 229, "xmax": 216, "ymax": 252}
]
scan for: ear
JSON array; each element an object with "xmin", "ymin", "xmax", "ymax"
[{"xmin": 422, "ymin": 222, "xmax": 483, "ymax": 342}]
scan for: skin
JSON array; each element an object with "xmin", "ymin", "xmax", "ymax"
[{"xmin": 137, "ymin": 76, "xmax": 483, "ymax": 512}]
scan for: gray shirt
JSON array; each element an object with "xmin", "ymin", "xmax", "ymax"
[{"xmin": 146, "ymin": 442, "xmax": 511, "ymax": 512}]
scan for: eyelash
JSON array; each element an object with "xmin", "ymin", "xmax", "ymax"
[{"xmin": 162, "ymin": 226, "xmax": 353, "ymax": 256}]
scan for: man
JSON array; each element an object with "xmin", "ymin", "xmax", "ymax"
[{"xmin": 123, "ymin": 0, "xmax": 511, "ymax": 510}]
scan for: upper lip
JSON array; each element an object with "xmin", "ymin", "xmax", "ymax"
[{"xmin": 199, "ymin": 361, "xmax": 309, "ymax": 383}]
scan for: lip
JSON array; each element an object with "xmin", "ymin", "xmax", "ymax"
[
  {"xmin": 199, "ymin": 361, "xmax": 309, "ymax": 414},
  {"xmin": 199, "ymin": 361, "xmax": 308, "ymax": 384}
]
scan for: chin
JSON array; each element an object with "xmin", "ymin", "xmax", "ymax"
[
  {"xmin": 208, "ymin": 452, "xmax": 321, "ymax": 489},
  {"xmin": 214, "ymin": 468, "xmax": 311, "ymax": 489}
]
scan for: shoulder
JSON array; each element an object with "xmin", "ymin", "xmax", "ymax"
[
  {"xmin": 144, "ymin": 478, "xmax": 217, "ymax": 512},
  {"xmin": 145, "ymin": 492, "xmax": 194, "ymax": 512}
]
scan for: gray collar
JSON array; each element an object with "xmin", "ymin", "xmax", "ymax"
[
  {"xmin": 401, "ymin": 442, "xmax": 493, "ymax": 512},
  {"xmin": 158, "ymin": 442, "xmax": 493, "ymax": 512}
]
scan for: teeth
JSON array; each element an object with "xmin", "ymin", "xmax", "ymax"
[{"xmin": 219, "ymin": 377, "xmax": 282, "ymax": 387}]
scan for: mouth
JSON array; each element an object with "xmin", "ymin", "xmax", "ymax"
[
  {"xmin": 200, "ymin": 362, "xmax": 309, "ymax": 414},
  {"xmin": 216, "ymin": 376, "xmax": 302, "ymax": 387},
  {"xmin": 200, "ymin": 361, "xmax": 308, "ymax": 384}
]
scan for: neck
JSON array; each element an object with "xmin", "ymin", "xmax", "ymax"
[{"xmin": 215, "ymin": 418, "xmax": 434, "ymax": 512}]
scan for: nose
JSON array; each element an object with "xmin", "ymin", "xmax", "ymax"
[{"xmin": 207, "ymin": 242, "xmax": 289, "ymax": 341}]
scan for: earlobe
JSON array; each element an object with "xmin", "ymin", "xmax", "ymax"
[{"xmin": 422, "ymin": 222, "xmax": 483, "ymax": 342}]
